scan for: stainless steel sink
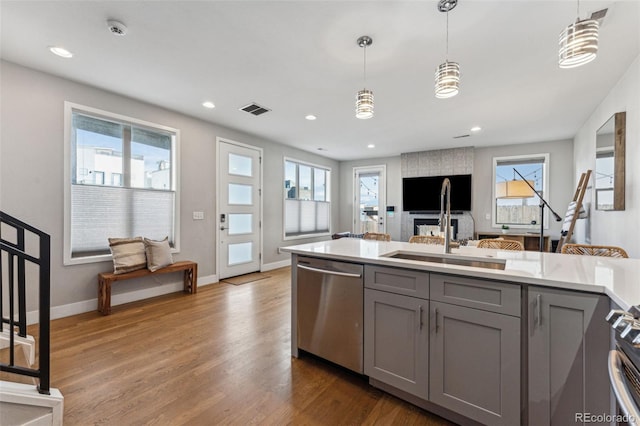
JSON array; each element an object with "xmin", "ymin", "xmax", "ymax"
[{"xmin": 384, "ymin": 252, "xmax": 506, "ymax": 270}]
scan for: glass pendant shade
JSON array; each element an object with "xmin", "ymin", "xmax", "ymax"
[
  {"xmin": 434, "ymin": 61, "xmax": 460, "ymax": 99},
  {"xmin": 559, "ymin": 18, "xmax": 599, "ymax": 69},
  {"xmin": 356, "ymin": 89, "xmax": 374, "ymax": 119}
]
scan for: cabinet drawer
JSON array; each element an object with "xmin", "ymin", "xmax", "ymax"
[
  {"xmin": 430, "ymin": 274, "xmax": 520, "ymax": 317},
  {"xmin": 364, "ymin": 265, "xmax": 429, "ymax": 299}
]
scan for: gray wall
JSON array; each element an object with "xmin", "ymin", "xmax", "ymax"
[
  {"xmin": 338, "ymin": 156, "xmax": 402, "ymax": 241},
  {"xmin": 574, "ymin": 55, "xmax": 640, "ymax": 257},
  {"xmin": 0, "ymin": 60, "xmax": 337, "ymax": 313},
  {"xmin": 473, "ymin": 139, "xmax": 574, "ymax": 238}
]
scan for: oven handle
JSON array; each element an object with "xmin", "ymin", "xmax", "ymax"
[{"xmin": 609, "ymin": 350, "xmax": 640, "ymax": 425}]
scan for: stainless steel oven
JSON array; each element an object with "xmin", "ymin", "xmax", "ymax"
[{"xmin": 606, "ymin": 308, "xmax": 640, "ymax": 425}]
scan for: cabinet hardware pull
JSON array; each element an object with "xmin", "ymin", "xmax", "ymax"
[
  {"xmin": 536, "ymin": 294, "xmax": 542, "ymax": 327},
  {"xmin": 435, "ymin": 307, "xmax": 439, "ymax": 333},
  {"xmin": 418, "ymin": 305, "xmax": 423, "ymax": 330}
]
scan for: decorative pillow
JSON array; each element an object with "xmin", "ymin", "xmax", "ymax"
[
  {"xmin": 108, "ymin": 237, "xmax": 147, "ymax": 275},
  {"xmin": 144, "ymin": 237, "xmax": 174, "ymax": 272}
]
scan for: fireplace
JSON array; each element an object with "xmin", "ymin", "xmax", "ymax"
[{"xmin": 414, "ymin": 218, "xmax": 458, "ymax": 240}]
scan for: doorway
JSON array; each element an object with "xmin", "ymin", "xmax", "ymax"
[
  {"xmin": 216, "ymin": 138, "xmax": 263, "ymax": 279},
  {"xmin": 353, "ymin": 165, "xmax": 386, "ymax": 234}
]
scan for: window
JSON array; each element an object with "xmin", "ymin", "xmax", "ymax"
[
  {"xmin": 284, "ymin": 158, "xmax": 330, "ymax": 238},
  {"xmin": 492, "ymin": 154, "xmax": 549, "ymax": 228},
  {"xmin": 64, "ymin": 102, "xmax": 179, "ymax": 264}
]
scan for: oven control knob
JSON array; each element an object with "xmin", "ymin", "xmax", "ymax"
[
  {"xmin": 607, "ymin": 309, "xmax": 633, "ymax": 325},
  {"xmin": 613, "ymin": 315, "xmax": 634, "ymax": 332},
  {"xmin": 621, "ymin": 322, "xmax": 640, "ymax": 343}
]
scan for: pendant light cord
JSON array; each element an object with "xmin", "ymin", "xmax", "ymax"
[
  {"xmin": 363, "ymin": 44, "xmax": 367, "ymax": 85},
  {"xmin": 446, "ymin": 10, "xmax": 449, "ymax": 60}
]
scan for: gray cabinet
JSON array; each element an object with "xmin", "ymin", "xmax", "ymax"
[
  {"xmin": 364, "ymin": 288, "xmax": 429, "ymax": 399},
  {"xmin": 431, "ymin": 273, "xmax": 521, "ymax": 316},
  {"xmin": 365, "ymin": 265, "xmax": 429, "ymax": 298},
  {"xmin": 430, "ymin": 300, "xmax": 521, "ymax": 426},
  {"xmin": 528, "ymin": 286, "xmax": 611, "ymax": 425}
]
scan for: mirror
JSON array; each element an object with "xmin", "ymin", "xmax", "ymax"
[{"xmin": 595, "ymin": 111, "xmax": 625, "ymax": 210}]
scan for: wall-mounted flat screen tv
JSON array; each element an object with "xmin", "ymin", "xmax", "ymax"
[{"xmin": 402, "ymin": 174, "xmax": 472, "ymax": 213}]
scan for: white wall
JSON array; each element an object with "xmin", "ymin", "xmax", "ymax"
[
  {"xmin": 574, "ymin": 55, "xmax": 640, "ymax": 257},
  {"xmin": 338, "ymin": 156, "xmax": 402, "ymax": 241},
  {"xmin": 0, "ymin": 60, "xmax": 337, "ymax": 316},
  {"xmin": 473, "ymin": 139, "xmax": 574, "ymax": 239}
]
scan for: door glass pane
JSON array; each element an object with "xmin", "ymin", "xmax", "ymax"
[
  {"xmin": 358, "ymin": 172, "xmax": 380, "ymax": 233},
  {"xmin": 228, "ymin": 242, "xmax": 253, "ymax": 265},
  {"xmin": 228, "ymin": 183, "xmax": 252, "ymax": 205},
  {"xmin": 299, "ymin": 165, "xmax": 311, "ymax": 200},
  {"xmin": 228, "ymin": 213, "xmax": 252, "ymax": 235},
  {"xmin": 229, "ymin": 153, "xmax": 252, "ymax": 177},
  {"xmin": 285, "ymin": 161, "xmax": 297, "ymax": 199}
]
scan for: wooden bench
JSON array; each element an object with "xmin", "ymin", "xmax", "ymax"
[{"xmin": 98, "ymin": 260, "xmax": 197, "ymax": 315}]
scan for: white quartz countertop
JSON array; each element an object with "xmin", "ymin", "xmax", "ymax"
[{"xmin": 281, "ymin": 238, "xmax": 640, "ymax": 310}]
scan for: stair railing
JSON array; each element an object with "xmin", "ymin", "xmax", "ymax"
[{"xmin": 0, "ymin": 211, "xmax": 51, "ymax": 394}]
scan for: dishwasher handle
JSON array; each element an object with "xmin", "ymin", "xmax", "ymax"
[{"xmin": 297, "ymin": 264, "xmax": 362, "ymax": 279}]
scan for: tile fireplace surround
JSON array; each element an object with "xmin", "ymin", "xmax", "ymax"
[{"xmin": 400, "ymin": 147, "xmax": 474, "ymax": 241}]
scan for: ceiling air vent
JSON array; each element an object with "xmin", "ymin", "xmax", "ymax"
[
  {"xmin": 453, "ymin": 134, "xmax": 470, "ymax": 139},
  {"xmin": 240, "ymin": 103, "xmax": 271, "ymax": 116}
]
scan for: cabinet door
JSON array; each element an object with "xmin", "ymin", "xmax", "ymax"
[
  {"xmin": 364, "ymin": 289, "xmax": 428, "ymax": 399},
  {"xmin": 430, "ymin": 301, "xmax": 521, "ymax": 426},
  {"xmin": 528, "ymin": 287, "xmax": 611, "ymax": 425}
]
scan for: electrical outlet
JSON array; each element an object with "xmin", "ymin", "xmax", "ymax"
[{"xmin": 193, "ymin": 211, "xmax": 204, "ymax": 220}]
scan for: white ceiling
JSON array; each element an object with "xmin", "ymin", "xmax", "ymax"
[{"xmin": 1, "ymin": 1, "xmax": 638, "ymax": 161}]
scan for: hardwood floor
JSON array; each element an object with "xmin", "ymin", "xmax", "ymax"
[{"xmin": 33, "ymin": 267, "xmax": 454, "ymax": 425}]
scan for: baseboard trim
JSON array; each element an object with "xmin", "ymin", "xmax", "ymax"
[
  {"xmin": 261, "ymin": 259, "xmax": 291, "ymax": 272},
  {"xmin": 26, "ymin": 273, "xmax": 220, "ymax": 324}
]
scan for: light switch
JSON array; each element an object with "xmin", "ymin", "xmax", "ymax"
[
  {"xmin": 193, "ymin": 211, "xmax": 204, "ymax": 220},
  {"xmin": 485, "ymin": 213, "xmax": 491, "ymax": 220}
]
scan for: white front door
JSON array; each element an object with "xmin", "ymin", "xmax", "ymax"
[
  {"xmin": 354, "ymin": 165, "xmax": 386, "ymax": 234},
  {"xmin": 217, "ymin": 139, "xmax": 262, "ymax": 279}
]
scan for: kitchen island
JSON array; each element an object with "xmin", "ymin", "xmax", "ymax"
[{"xmin": 282, "ymin": 238, "xmax": 635, "ymax": 425}]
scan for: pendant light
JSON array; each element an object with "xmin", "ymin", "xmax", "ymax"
[
  {"xmin": 355, "ymin": 36, "xmax": 374, "ymax": 119},
  {"xmin": 435, "ymin": 0, "xmax": 460, "ymax": 99},
  {"xmin": 559, "ymin": 0, "xmax": 599, "ymax": 68}
]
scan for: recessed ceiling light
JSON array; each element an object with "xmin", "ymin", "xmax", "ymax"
[
  {"xmin": 471, "ymin": 126, "xmax": 482, "ymax": 132},
  {"xmin": 367, "ymin": 144, "xmax": 375, "ymax": 149},
  {"xmin": 305, "ymin": 115, "xmax": 317, "ymax": 120},
  {"xmin": 49, "ymin": 46, "xmax": 73, "ymax": 58},
  {"xmin": 202, "ymin": 101, "xmax": 215, "ymax": 109}
]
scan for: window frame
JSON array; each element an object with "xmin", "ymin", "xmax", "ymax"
[
  {"xmin": 283, "ymin": 157, "xmax": 331, "ymax": 240},
  {"xmin": 492, "ymin": 153, "xmax": 549, "ymax": 230},
  {"xmin": 63, "ymin": 102, "xmax": 181, "ymax": 265}
]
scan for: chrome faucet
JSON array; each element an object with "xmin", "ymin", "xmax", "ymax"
[{"xmin": 439, "ymin": 178, "xmax": 452, "ymax": 254}]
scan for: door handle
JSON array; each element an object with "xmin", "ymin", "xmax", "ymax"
[
  {"xmin": 220, "ymin": 226, "xmax": 228, "ymax": 230},
  {"xmin": 434, "ymin": 307, "xmax": 439, "ymax": 333},
  {"xmin": 418, "ymin": 305, "xmax": 423, "ymax": 330}
]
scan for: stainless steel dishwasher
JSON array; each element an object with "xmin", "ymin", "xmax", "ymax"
[{"xmin": 296, "ymin": 256, "xmax": 364, "ymax": 374}]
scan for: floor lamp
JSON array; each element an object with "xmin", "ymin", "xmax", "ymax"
[{"xmin": 496, "ymin": 168, "xmax": 562, "ymax": 252}]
